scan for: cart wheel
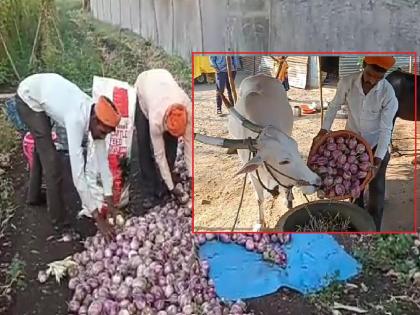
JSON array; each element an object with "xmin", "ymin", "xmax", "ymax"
[{"xmin": 195, "ymin": 74, "xmax": 207, "ymax": 84}]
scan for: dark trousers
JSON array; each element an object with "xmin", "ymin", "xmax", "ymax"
[
  {"xmin": 216, "ymin": 71, "xmax": 236, "ymax": 110},
  {"xmin": 15, "ymin": 95, "xmax": 66, "ymax": 227},
  {"xmin": 282, "ymin": 77, "xmax": 290, "ymax": 91},
  {"xmin": 135, "ymin": 103, "xmax": 178, "ymax": 200},
  {"xmin": 355, "ymin": 148, "xmax": 391, "ymax": 231}
]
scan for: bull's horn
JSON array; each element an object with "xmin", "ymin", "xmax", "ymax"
[
  {"xmin": 220, "ymin": 92, "xmax": 263, "ymax": 133},
  {"xmin": 228, "ymin": 107, "xmax": 264, "ymax": 133},
  {"xmin": 194, "ymin": 133, "xmax": 257, "ymax": 150}
]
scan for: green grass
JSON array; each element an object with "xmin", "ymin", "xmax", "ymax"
[
  {"xmin": 0, "ymin": 254, "xmax": 26, "ymax": 294},
  {"xmin": 0, "ymin": 112, "xmax": 19, "ymax": 152},
  {"xmin": 1, "ymin": 0, "xmax": 191, "ymax": 92},
  {"xmin": 0, "ymin": 112, "xmax": 18, "ymax": 240},
  {"xmin": 353, "ymin": 235, "xmax": 419, "ymax": 275}
]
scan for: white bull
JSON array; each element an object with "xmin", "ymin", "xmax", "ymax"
[
  {"xmin": 227, "ymin": 74, "xmax": 321, "ymax": 230},
  {"xmin": 194, "ymin": 74, "xmax": 321, "ymax": 231}
]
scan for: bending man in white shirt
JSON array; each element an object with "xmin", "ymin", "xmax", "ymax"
[
  {"xmin": 16, "ymin": 73, "xmax": 120, "ymax": 239},
  {"xmin": 313, "ymin": 56, "xmax": 398, "ymax": 231},
  {"xmin": 134, "ymin": 69, "xmax": 192, "ymax": 209}
]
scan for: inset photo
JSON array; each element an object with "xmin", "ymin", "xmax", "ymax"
[{"xmin": 193, "ymin": 53, "xmax": 417, "ymax": 233}]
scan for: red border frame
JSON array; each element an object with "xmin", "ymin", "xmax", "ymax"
[{"xmin": 191, "ymin": 51, "xmax": 417, "ymax": 235}]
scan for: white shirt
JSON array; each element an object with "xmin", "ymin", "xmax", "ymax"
[
  {"xmin": 17, "ymin": 73, "xmax": 113, "ymax": 214},
  {"xmin": 134, "ymin": 69, "xmax": 192, "ymax": 190},
  {"xmin": 322, "ymin": 72, "xmax": 398, "ymax": 160}
]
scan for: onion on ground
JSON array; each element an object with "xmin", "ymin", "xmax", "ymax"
[{"xmin": 66, "ymin": 144, "xmax": 271, "ymax": 315}]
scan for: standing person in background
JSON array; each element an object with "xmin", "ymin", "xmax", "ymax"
[
  {"xmin": 134, "ymin": 69, "xmax": 192, "ymax": 210},
  {"xmin": 278, "ymin": 56, "xmax": 290, "ymax": 92},
  {"xmin": 15, "ymin": 73, "xmax": 120, "ymax": 239},
  {"xmin": 311, "ymin": 56, "xmax": 398, "ymax": 231},
  {"xmin": 209, "ymin": 55, "xmax": 241, "ymax": 115}
]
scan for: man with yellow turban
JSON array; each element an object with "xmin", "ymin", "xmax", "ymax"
[
  {"xmin": 312, "ymin": 56, "xmax": 398, "ymax": 231},
  {"xmin": 134, "ymin": 69, "xmax": 192, "ymax": 209},
  {"xmin": 16, "ymin": 73, "xmax": 120, "ymax": 239}
]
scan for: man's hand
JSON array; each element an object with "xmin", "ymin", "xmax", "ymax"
[
  {"xmin": 93, "ymin": 210, "xmax": 115, "ymax": 241},
  {"xmin": 371, "ymin": 157, "xmax": 382, "ymax": 179},
  {"xmin": 314, "ymin": 129, "xmax": 329, "ymax": 144},
  {"xmin": 310, "ymin": 129, "xmax": 329, "ymax": 152},
  {"xmin": 104, "ymin": 195, "xmax": 118, "ymax": 221}
]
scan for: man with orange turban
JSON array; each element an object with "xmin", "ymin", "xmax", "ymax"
[
  {"xmin": 312, "ymin": 56, "xmax": 398, "ymax": 231},
  {"xmin": 134, "ymin": 69, "xmax": 192, "ymax": 209},
  {"xmin": 16, "ymin": 73, "xmax": 120, "ymax": 239}
]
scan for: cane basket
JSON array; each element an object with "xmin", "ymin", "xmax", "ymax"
[{"xmin": 308, "ymin": 130, "xmax": 374, "ymax": 201}]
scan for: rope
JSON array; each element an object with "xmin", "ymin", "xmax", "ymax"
[
  {"xmin": 255, "ymin": 168, "xmax": 279, "ymax": 197},
  {"xmin": 231, "ymin": 150, "xmax": 251, "ymax": 232}
]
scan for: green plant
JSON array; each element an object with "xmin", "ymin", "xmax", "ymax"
[
  {"xmin": 0, "ymin": 254, "xmax": 26, "ymax": 296},
  {"xmin": 0, "ymin": 112, "xmax": 18, "ymax": 240},
  {"xmin": 354, "ymin": 235, "xmax": 418, "ymax": 274},
  {"xmin": 308, "ymin": 272, "xmax": 344, "ymax": 307}
]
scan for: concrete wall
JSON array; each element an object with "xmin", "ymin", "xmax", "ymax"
[{"xmin": 91, "ymin": 0, "xmax": 420, "ymax": 61}]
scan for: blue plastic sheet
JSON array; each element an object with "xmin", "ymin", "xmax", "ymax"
[{"xmin": 198, "ymin": 234, "xmax": 361, "ymax": 301}]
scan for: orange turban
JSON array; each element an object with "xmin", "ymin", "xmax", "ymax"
[
  {"xmin": 364, "ymin": 56, "xmax": 396, "ymax": 70},
  {"xmin": 95, "ymin": 96, "xmax": 121, "ymax": 128},
  {"xmin": 165, "ymin": 104, "xmax": 188, "ymax": 137}
]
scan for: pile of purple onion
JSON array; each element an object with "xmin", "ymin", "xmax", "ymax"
[
  {"xmin": 66, "ymin": 143, "xmax": 290, "ymax": 315},
  {"xmin": 309, "ymin": 135, "xmax": 372, "ymax": 199},
  {"xmin": 195, "ymin": 233, "xmax": 290, "ymax": 268}
]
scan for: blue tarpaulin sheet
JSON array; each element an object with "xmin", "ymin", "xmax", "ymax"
[{"xmin": 198, "ymin": 234, "xmax": 361, "ymax": 301}]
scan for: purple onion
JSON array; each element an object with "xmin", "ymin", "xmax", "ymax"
[
  {"xmin": 351, "ymin": 186, "xmax": 361, "ymax": 198},
  {"xmin": 316, "ymin": 157, "xmax": 328, "ymax": 166},
  {"xmin": 359, "ymin": 161, "xmax": 371, "ymax": 171},
  {"xmin": 343, "ymin": 180, "xmax": 351, "ymax": 191},
  {"xmin": 359, "ymin": 153, "xmax": 370, "ymax": 162},
  {"xmin": 332, "ymin": 150, "xmax": 342, "ymax": 160},
  {"xmin": 219, "ymin": 234, "xmax": 231, "ymax": 243},
  {"xmin": 327, "ymin": 137, "xmax": 335, "ymax": 144},
  {"xmin": 310, "ymin": 154, "xmax": 320, "ymax": 164},
  {"xmin": 335, "ymin": 184, "xmax": 345, "ymax": 196},
  {"xmin": 338, "ymin": 154, "xmax": 347, "ymax": 165},
  {"xmin": 357, "ymin": 171, "xmax": 368, "ymax": 179},
  {"xmin": 336, "ymin": 137, "xmax": 345, "ymax": 144},
  {"xmin": 318, "ymin": 166, "xmax": 328, "ymax": 174},
  {"xmin": 356, "ymin": 143, "xmax": 366, "ymax": 154},
  {"xmin": 323, "ymin": 176, "xmax": 334, "ymax": 187},
  {"xmin": 245, "ymin": 239, "xmax": 254, "ymax": 251},
  {"xmin": 68, "ymin": 300, "xmax": 80, "ymax": 312},
  {"xmin": 348, "ymin": 138, "xmax": 358, "ymax": 149},
  {"xmin": 343, "ymin": 172, "xmax": 352, "ymax": 181},
  {"xmin": 350, "ymin": 164, "xmax": 358, "ymax": 174},
  {"xmin": 87, "ymin": 301, "xmax": 103, "ymax": 315}
]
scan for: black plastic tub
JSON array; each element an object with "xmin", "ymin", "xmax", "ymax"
[{"xmin": 275, "ymin": 200, "xmax": 376, "ymax": 232}]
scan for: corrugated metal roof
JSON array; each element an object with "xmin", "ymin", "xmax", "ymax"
[
  {"xmin": 339, "ymin": 56, "xmax": 414, "ymax": 79},
  {"xmin": 411, "ymin": 56, "xmax": 420, "ymax": 74},
  {"xmin": 241, "ymin": 56, "xmax": 309, "ymax": 89}
]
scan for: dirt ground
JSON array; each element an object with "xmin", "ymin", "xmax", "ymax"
[
  {"xmin": 1, "ymin": 132, "xmax": 151, "ymax": 315},
  {"xmin": 0, "ymin": 133, "xmax": 331, "ymax": 315},
  {"xmin": 193, "ymin": 72, "xmax": 418, "ymax": 232}
]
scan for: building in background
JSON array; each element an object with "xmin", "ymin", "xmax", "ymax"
[{"xmin": 240, "ymin": 56, "xmax": 417, "ymax": 90}]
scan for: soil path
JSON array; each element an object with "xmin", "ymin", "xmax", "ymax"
[{"xmin": 3, "ymin": 153, "xmax": 97, "ymax": 315}]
